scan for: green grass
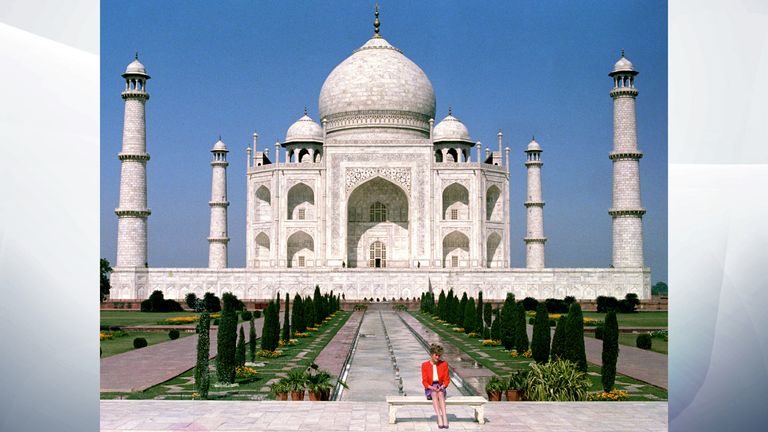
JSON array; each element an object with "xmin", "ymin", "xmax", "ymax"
[
  {"xmin": 100, "ymin": 331, "xmax": 194, "ymax": 357},
  {"xmin": 411, "ymin": 311, "xmax": 667, "ymax": 401},
  {"xmin": 581, "ymin": 311, "xmax": 667, "ymax": 327},
  {"xmin": 100, "ymin": 311, "xmax": 352, "ymax": 400},
  {"xmin": 587, "ymin": 332, "xmax": 668, "ymax": 355},
  {"xmin": 101, "ymin": 311, "xmax": 202, "ymax": 327}
]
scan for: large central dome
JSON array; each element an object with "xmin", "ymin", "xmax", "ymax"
[{"xmin": 318, "ymin": 36, "xmax": 436, "ymax": 136}]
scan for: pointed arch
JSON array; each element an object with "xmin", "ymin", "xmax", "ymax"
[
  {"xmin": 286, "ymin": 230, "xmax": 314, "ymax": 268},
  {"xmin": 442, "ymin": 182, "xmax": 469, "ymax": 220},
  {"xmin": 442, "ymin": 231, "xmax": 469, "ymax": 268},
  {"xmin": 287, "ymin": 183, "xmax": 314, "ymax": 220},
  {"xmin": 255, "ymin": 185, "xmax": 271, "ymax": 222},
  {"xmin": 255, "ymin": 232, "xmax": 270, "ymax": 263},
  {"xmin": 486, "ymin": 185, "xmax": 501, "ymax": 221},
  {"xmin": 486, "ymin": 232, "xmax": 502, "ymax": 268}
]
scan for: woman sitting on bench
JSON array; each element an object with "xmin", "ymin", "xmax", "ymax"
[{"xmin": 422, "ymin": 343, "xmax": 450, "ymax": 429}]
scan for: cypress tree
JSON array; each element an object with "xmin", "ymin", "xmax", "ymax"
[
  {"xmin": 292, "ymin": 293, "xmax": 303, "ymax": 334},
  {"xmin": 195, "ymin": 306, "xmax": 210, "ymax": 399},
  {"xmin": 313, "ymin": 286, "xmax": 322, "ymax": 325},
  {"xmin": 551, "ymin": 315, "xmax": 567, "ymax": 360},
  {"xmin": 272, "ymin": 297, "xmax": 281, "ymax": 348},
  {"xmin": 476, "ymin": 291, "xmax": 484, "ymax": 334},
  {"xmin": 602, "ymin": 310, "xmax": 619, "ymax": 391},
  {"xmin": 483, "ymin": 303, "xmax": 492, "ymax": 339},
  {"xmin": 500, "ymin": 293, "xmax": 516, "ymax": 350},
  {"xmin": 260, "ymin": 301, "xmax": 274, "ymax": 351},
  {"xmin": 531, "ymin": 303, "xmax": 551, "ymax": 364},
  {"xmin": 459, "ymin": 292, "xmax": 468, "ymax": 327},
  {"xmin": 564, "ymin": 302, "xmax": 588, "ymax": 372},
  {"xmin": 463, "ymin": 297, "xmax": 476, "ymax": 334},
  {"xmin": 490, "ymin": 308, "xmax": 501, "ymax": 340},
  {"xmin": 514, "ymin": 302, "xmax": 530, "ymax": 352},
  {"xmin": 248, "ymin": 316, "xmax": 257, "ymax": 363},
  {"xmin": 236, "ymin": 326, "xmax": 246, "ymax": 367},
  {"xmin": 282, "ymin": 292, "xmax": 291, "ymax": 342},
  {"xmin": 216, "ymin": 292, "xmax": 239, "ymax": 383},
  {"xmin": 304, "ymin": 296, "xmax": 315, "ymax": 329},
  {"xmin": 437, "ymin": 290, "xmax": 446, "ymax": 319},
  {"xmin": 446, "ymin": 289, "xmax": 455, "ymax": 323}
]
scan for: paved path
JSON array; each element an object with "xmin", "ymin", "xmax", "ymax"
[
  {"xmin": 101, "ymin": 318, "xmax": 264, "ymax": 392},
  {"xmin": 101, "ymin": 400, "xmax": 668, "ymax": 431},
  {"xmin": 313, "ymin": 310, "xmax": 365, "ymax": 379}
]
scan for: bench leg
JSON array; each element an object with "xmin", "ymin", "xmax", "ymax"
[
  {"xmin": 388, "ymin": 405, "xmax": 398, "ymax": 424},
  {"xmin": 474, "ymin": 405, "xmax": 485, "ymax": 424}
]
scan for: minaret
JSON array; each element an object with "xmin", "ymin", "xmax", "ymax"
[
  {"xmin": 524, "ymin": 137, "xmax": 546, "ymax": 269},
  {"xmin": 115, "ymin": 53, "xmax": 151, "ymax": 268},
  {"xmin": 208, "ymin": 137, "xmax": 230, "ymax": 268},
  {"xmin": 609, "ymin": 50, "xmax": 645, "ymax": 268}
]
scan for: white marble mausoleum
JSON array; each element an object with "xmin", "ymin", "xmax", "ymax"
[{"xmin": 109, "ymin": 12, "xmax": 651, "ymax": 301}]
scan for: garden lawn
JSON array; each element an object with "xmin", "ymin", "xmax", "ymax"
[
  {"xmin": 581, "ymin": 311, "xmax": 667, "ymax": 327},
  {"xmin": 100, "ymin": 331, "xmax": 194, "ymax": 358},
  {"xmin": 101, "ymin": 311, "xmax": 201, "ymax": 327},
  {"xmin": 100, "ymin": 310, "xmax": 351, "ymax": 401},
  {"xmin": 588, "ymin": 332, "xmax": 668, "ymax": 355},
  {"xmin": 410, "ymin": 311, "xmax": 667, "ymax": 402}
]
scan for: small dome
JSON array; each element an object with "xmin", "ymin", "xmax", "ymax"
[
  {"xmin": 610, "ymin": 51, "xmax": 637, "ymax": 75},
  {"xmin": 212, "ymin": 138, "xmax": 227, "ymax": 151},
  {"xmin": 526, "ymin": 137, "xmax": 541, "ymax": 152},
  {"xmin": 124, "ymin": 56, "xmax": 149, "ymax": 76},
  {"xmin": 433, "ymin": 113, "xmax": 472, "ymax": 143},
  {"xmin": 285, "ymin": 114, "xmax": 323, "ymax": 144}
]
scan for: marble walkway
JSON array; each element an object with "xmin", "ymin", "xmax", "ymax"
[{"xmin": 100, "ymin": 400, "xmax": 668, "ymax": 431}]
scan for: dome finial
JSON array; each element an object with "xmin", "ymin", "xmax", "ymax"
[
  {"xmin": 373, "ymin": 2, "xmax": 381, "ymax": 37},
  {"xmin": 135, "ymin": 51, "xmax": 139, "ymax": 60},
  {"xmin": 621, "ymin": 48, "xmax": 625, "ymax": 58},
  {"xmin": 218, "ymin": 134, "xmax": 222, "ymax": 141},
  {"xmin": 304, "ymin": 105, "xmax": 308, "ymax": 116},
  {"xmin": 448, "ymin": 106, "xmax": 452, "ymax": 116}
]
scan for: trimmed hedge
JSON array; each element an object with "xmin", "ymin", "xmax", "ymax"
[
  {"xmin": 601, "ymin": 311, "xmax": 619, "ymax": 391},
  {"xmin": 240, "ymin": 310, "xmax": 253, "ymax": 321},
  {"xmin": 522, "ymin": 297, "xmax": 539, "ymax": 311},
  {"xmin": 133, "ymin": 337, "xmax": 148, "ymax": 349},
  {"xmin": 169, "ymin": 329, "xmax": 180, "ymax": 340},
  {"xmin": 636, "ymin": 333, "xmax": 652, "ymax": 350}
]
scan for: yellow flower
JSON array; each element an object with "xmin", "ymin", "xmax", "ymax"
[{"xmin": 482, "ymin": 339, "xmax": 501, "ymax": 346}]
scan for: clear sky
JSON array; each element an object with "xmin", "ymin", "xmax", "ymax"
[{"xmin": 100, "ymin": 0, "xmax": 668, "ymax": 283}]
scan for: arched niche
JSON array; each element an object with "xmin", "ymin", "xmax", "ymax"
[
  {"xmin": 443, "ymin": 231, "xmax": 469, "ymax": 268},
  {"xmin": 287, "ymin": 183, "xmax": 314, "ymax": 220},
  {"xmin": 442, "ymin": 182, "xmax": 469, "ymax": 220}
]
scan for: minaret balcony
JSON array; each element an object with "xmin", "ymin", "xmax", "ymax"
[
  {"xmin": 524, "ymin": 201, "xmax": 545, "ymax": 208},
  {"xmin": 609, "ymin": 88, "xmax": 639, "ymax": 98},
  {"xmin": 608, "ymin": 208, "xmax": 646, "ymax": 217},
  {"xmin": 115, "ymin": 208, "xmax": 151, "ymax": 217},
  {"xmin": 118, "ymin": 152, "xmax": 150, "ymax": 161},
  {"xmin": 525, "ymin": 160, "xmax": 543, "ymax": 167},
  {"xmin": 121, "ymin": 90, "xmax": 150, "ymax": 100},
  {"xmin": 207, "ymin": 237, "xmax": 230, "ymax": 243},
  {"xmin": 609, "ymin": 151, "xmax": 643, "ymax": 160},
  {"xmin": 524, "ymin": 237, "xmax": 547, "ymax": 243},
  {"xmin": 208, "ymin": 201, "xmax": 230, "ymax": 208}
]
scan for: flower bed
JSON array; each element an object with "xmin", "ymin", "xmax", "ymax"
[
  {"xmin": 278, "ymin": 339, "xmax": 298, "ymax": 346},
  {"xmin": 588, "ymin": 390, "xmax": 629, "ymax": 401},
  {"xmin": 235, "ymin": 366, "xmax": 258, "ymax": 379},
  {"xmin": 256, "ymin": 349, "xmax": 283, "ymax": 358},
  {"xmin": 509, "ymin": 349, "xmax": 532, "ymax": 358},
  {"xmin": 482, "ymin": 339, "xmax": 501, "ymax": 346}
]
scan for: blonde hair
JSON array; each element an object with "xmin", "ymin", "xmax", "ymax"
[{"xmin": 429, "ymin": 343, "xmax": 444, "ymax": 356}]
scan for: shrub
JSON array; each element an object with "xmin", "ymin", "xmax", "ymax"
[
  {"xmin": 524, "ymin": 359, "xmax": 590, "ymax": 401},
  {"xmin": 235, "ymin": 326, "xmax": 246, "ymax": 368},
  {"xmin": 203, "ymin": 292, "xmax": 221, "ymax": 313},
  {"xmin": 506, "ymin": 370, "xmax": 529, "ymax": 390},
  {"xmin": 522, "ymin": 297, "xmax": 539, "ymax": 311},
  {"xmin": 149, "ymin": 290, "xmax": 165, "ymax": 312},
  {"xmin": 216, "ymin": 292, "xmax": 239, "ymax": 384},
  {"xmin": 185, "ymin": 293, "xmax": 198, "ymax": 310},
  {"xmin": 563, "ymin": 302, "xmax": 587, "ymax": 372},
  {"xmin": 636, "ymin": 333, "xmax": 652, "ymax": 350},
  {"xmin": 133, "ymin": 337, "xmax": 148, "ymax": 349},
  {"xmin": 601, "ymin": 311, "xmax": 619, "ymax": 391},
  {"xmin": 483, "ymin": 303, "xmax": 492, "ymax": 339},
  {"xmin": 463, "ymin": 297, "xmax": 476, "ymax": 335},
  {"xmin": 531, "ymin": 303, "xmax": 551, "ymax": 364},
  {"xmin": 544, "ymin": 298, "xmax": 568, "ymax": 314},
  {"xmin": 490, "ymin": 308, "xmax": 501, "ymax": 340},
  {"xmin": 594, "ymin": 324, "xmax": 605, "ymax": 340},
  {"xmin": 292, "ymin": 294, "xmax": 304, "ymax": 334},
  {"xmin": 249, "ymin": 316, "xmax": 257, "ymax": 363},
  {"xmin": 282, "ymin": 293, "xmax": 291, "ymax": 342},
  {"xmin": 140, "ymin": 299, "xmax": 152, "ymax": 312},
  {"xmin": 252, "ymin": 310, "xmax": 262, "ymax": 319},
  {"xmin": 500, "ymin": 293, "xmax": 516, "ymax": 350},
  {"xmin": 476, "ymin": 291, "xmax": 484, "ymax": 335},
  {"xmin": 163, "ymin": 299, "xmax": 184, "ymax": 312},
  {"xmin": 528, "ymin": 317, "xmax": 535, "ymax": 325},
  {"xmin": 169, "ymin": 329, "xmax": 180, "ymax": 340},
  {"xmin": 213, "ymin": 318, "xmax": 220, "ymax": 326},
  {"xmin": 550, "ymin": 315, "xmax": 567, "ymax": 360},
  {"xmin": 618, "ymin": 293, "xmax": 641, "ymax": 313},
  {"xmin": 195, "ymin": 309, "xmax": 211, "ymax": 399},
  {"xmin": 240, "ymin": 310, "xmax": 252, "ymax": 321},
  {"xmin": 596, "ymin": 296, "xmax": 618, "ymax": 313},
  {"xmin": 514, "ymin": 302, "xmax": 529, "ymax": 353},
  {"xmin": 564, "ymin": 296, "xmax": 576, "ymax": 306},
  {"xmin": 459, "ymin": 293, "xmax": 468, "ymax": 327}
]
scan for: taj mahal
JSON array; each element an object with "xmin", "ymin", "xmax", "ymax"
[{"xmin": 109, "ymin": 10, "xmax": 650, "ymax": 301}]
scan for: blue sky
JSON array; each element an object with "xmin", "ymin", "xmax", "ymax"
[{"xmin": 100, "ymin": 0, "xmax": 668, "ymax": 283}]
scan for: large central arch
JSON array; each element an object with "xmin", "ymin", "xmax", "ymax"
[{"xmin": 346, "ymin": 176, "xmax": 409, "ymax": 268}]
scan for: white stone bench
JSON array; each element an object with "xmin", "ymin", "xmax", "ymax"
[{"xmin": 385, "ymin": 395, "xmax": 486, "ymax": 424}]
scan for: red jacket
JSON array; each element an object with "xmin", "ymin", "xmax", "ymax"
[{"xmin": 421, "ymin": 360, "xmax": 450, "ymax": 389}]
